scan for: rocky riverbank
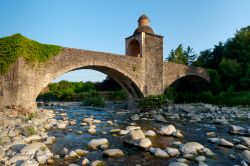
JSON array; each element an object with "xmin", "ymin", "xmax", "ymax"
[
  {"xmin": 0, "ymin": 106, "xmax": 57, "ymax": 166},
  {"xmin": 0, "ymin": 103, "xmax": 249, "ymax": 166}
]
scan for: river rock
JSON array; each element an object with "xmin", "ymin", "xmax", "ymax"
[
  {"xmin": 35, "ymin": 150, "xmax": 49, "ymax": 164},
  {"xmin": 123, "ymin": 129, "xmax": 145, "ymax": 145},
  {"xmin": 150, "ymin": 148, "xmax": 169, "ymax": 158},
  {"xmin": 20, "ymin": 142, "xmax": 47, "ymax": 155},
  {"xmin": 241, "ymin": 160, "xmax": 249, "ymax": 166},
  {"xmin": 166, "ymin": 147, "xmax": 180, "ymax": 157},
  {"xmin": 44, "ymin": 136, "xmax": 56, "ymax": 145},
  {"xmin": 103, "ymin": 149, "xmax": 124, "ymax": 157},
  {"xmin": 88, "ymin": 128, "xmax": 96, "ymax": 134},
  {"xmin": 217, "ymin": 138, "xmax": 234, "ymax": 147},
  {"xmin": 168, "ymin": 162, "xmax": 188, "ymax": 166},
  {"xmin": 195, "ymin": 155, "xmax": 206, "ymax": 162},
  {"xmin": 82, "ymin": 117, "xmax": 94, "ymax": 124},
  {"xmin": 69, "ymin": 121, "xmax": 76, "ymax": 126},
  {"xmin": 214, "ymin": 116, "xmax": 228, "ymax": 125},
  {"xmin": 198, "ymin": 162, "xmax": 208, "ymax": 166},
  {"xmin": 88, "ymin": 138, "xmax": 109, "ymax": 150},
  {"xmin": 242, "ymin": 150, "xmax": 250, "ymax": 164},
  {"xmin": 126, "ymin": 126, "xmax": 141, "ymax": 131},
  {"xmin": 154, "ymin": 114, "xmax": 167, "ymax": 122},
  {"xmin": 62, "ymin": 148, "xmax": 69, "ymax": 155},
  {"xmin": 93, "ymin": 119, "xmax": 101, "ymax": 124},
  {"xmin": 57, "ymin": 122, "xmax": 67, "ymax": 129},
  {"xmin": 180, "ymin": 142, "xmax": 204, "ymax": 154},
  {"xmin": 20, "ymin": 159, "xmax": 39, "ymax": 166},
  {"xmin": 47, "ymin": 159, "xmax": 55, "ymax": 164},
  {"xmin": 145, "ymin": 130, "xmax": 156, "ymax": 137},
  {"xmin": 230, "ymin": 125, "xmax": 246, "ymax": 134},
  {"xmin": 68, "ymin": 164, "xmax": 78, "ymax": 166},
  {"xmin": 175, "ymin": 158, "xmax": 187, "ymax": 163},
  {"xmin": 75, "ymin": 149, "xmax": 88, "ymax": 156},
  {"xmin": 130, "ymin": 114, "xmax": 140, "ymax": 121},
  {"xmin": 1, "ymin": 136, "xmax": 11, "ymax": 144},
  {"xmin": 208, "ymin": 137, "xmax": 219, "ymax": 143},
  {"xmin": 8, "ymin": 154, "xmax": 30, "ymax": 164},
  {"xmin": 173, "ymin": 131, "xmax": 184, "ymax": 138},
  {"xmin": 82, "ymin": 157, "xmax": 90, "ymax": 165},
  {"xmin": 138, "ymin": 138, "xmax": 152, "ymax": 148},
  {"xmin": 69, "ymin": 151, "xmax": 78, "ymax": 158},
  {"xmin": 241, "ymin": 137, "xmax": 250, "ymax": 146},
  {"xmin": 91, "ymin": 160, "xmax": 105, "ymax": 166},
  {"xmin": 229, "ymin": 154, "xmax": 236, "ymax": 159},
  {"xmin": 235, "ymin": 144, "xmax": 248, "ymax": 150},
  {"xmin": 158, "ymin": 125, "xmax": 176, "ymax": 135},
  {"xmin": 183, "ymin": 153, "xmax": 195, "ymax": 159}
]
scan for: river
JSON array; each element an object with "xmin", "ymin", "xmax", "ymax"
[{"xmin": 39, "ymin": 102, "xmax": 250, "ymax": 166}]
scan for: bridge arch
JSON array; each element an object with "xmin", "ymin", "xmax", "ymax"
[
  {"xmin": 32, "ymin": 49, "xmax": 144, "ymax": 107},
  {"xmin": 164, "ymin": 74, "xmax": 210, "ymax": 93}
]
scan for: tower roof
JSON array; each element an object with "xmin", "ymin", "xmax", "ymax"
[{"xmin": 134, "ymin": 15, "xmax": 154, "ymax": 35}]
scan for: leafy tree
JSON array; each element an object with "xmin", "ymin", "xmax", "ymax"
[
  {"xmin": 184, "ymin": 46, "xmax": 197, "ymax": 65},
  {"xmin": 219, "ymin": 58, "xmax": 242, "ymax": 88},
  {"xmin": 167, "ymin": 44, "xmax": 188, "ymax": 65}
]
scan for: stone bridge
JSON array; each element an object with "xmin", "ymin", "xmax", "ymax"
[{"xmin": 0, "ymin": 15, "xmax": 209, "ymax": 110}]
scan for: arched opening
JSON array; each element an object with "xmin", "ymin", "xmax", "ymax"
[
  {"xmin": 36, "ymin": 66, "xmax": 144, "ymax": 106},
  {"xmin": 164, "ymin": 75, "xmax": 209, "ymax": 103},
  {"xmin": 127, "ymin": 39, "xmax": 141, "ymax": 57}
]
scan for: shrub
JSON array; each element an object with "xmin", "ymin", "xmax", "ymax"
[
  {"xmin": 82, "ymin": 96, "xmax": 105, "ymax": 107},
  {"xmin": 139, "ymin": 95, "xmax": 168, "ymax": 109},
  {"xmin": 24, "ymin": 126, "xmax": 36, "ymax": 136}
]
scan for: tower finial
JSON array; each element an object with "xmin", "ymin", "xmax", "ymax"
[{"xmin": 138, "ymin": 15, "xmax": 150, "ymax": 27}]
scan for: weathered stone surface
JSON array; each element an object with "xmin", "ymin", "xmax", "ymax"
[
  {"xmin": 180, "ymin": 142, "xmax": 204, "ymax": 154},
  {"xmin": 138, "ymin": 138, "xmax": 152, "ymax": 148},
  {"xmin": 242, "ymin": 150, "xmax": 250, "ymax": 164},
  {"xmin": 91, "ymin": 160, "xmax": 105, "ymax": 166},
  {"xmin": 20, "ymin": 159, "xmax": 39, "ymax": 166},
  {"xmin": 88, "ymin": 138, "xmax": 109, "ymax": 150},
  {"xmin": 195, "ymin": 156, "xmax": 206, "ymax": 162},
  {"xmin": 103, "ymin": 149, "xmax": 124, "ymax": 158},
  {"xmin": 123, "ymin": 129, "xmax": 145, "ymax": 144},
  {"xmin": 241, "ymin": 137, "xmax": 250, "ymax": 146},
  {"xmin": 158, "ymin": 125, "xmax": 176, "ymax": 135},
  {"xmin": 150, "ymin": 148, "xmax": 169, "ymax": 158},
  {"xmin": 166, "ymin": 147, "xmax": 180, "ymax": 157},
  {"xmin": 75, "ymin": 149, "xmax": 88, "ymax": 156},
  {"xmin": 217, "ymin": 138, "xmax": 234, "ymax": 147},
  {"xmin": 168, "ymin": 162, "xmax": 188, "ymax": 166},
  {"xmin": 144, "ymin": 130, "xmax": 156, "ymax": 137},
  {"xmin": 82, "ymin": 157, "xmax": 90, "ymax": 165},
  {"xmin": 23, "ymin": 135, "xmax": 42, "ymax": 143},
  {"xmin": 20, "ymin": 142, "xmax": 47, "ymax": 155}
]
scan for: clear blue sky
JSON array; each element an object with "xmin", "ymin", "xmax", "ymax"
[{"xmin": 1, "ymin": 0, "xmax": 250, "ymax": 82}]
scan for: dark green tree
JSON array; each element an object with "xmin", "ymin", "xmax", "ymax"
[{"xmin": 167, "ymin": 44, "xmax": 188, "ymax": 65}]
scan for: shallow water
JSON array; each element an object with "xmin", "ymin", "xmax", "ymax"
[{"xmin": 40, "ymin": 104, "xmax": 249, "ymax": 166}]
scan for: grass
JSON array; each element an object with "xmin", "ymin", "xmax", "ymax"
[
  {"xmin": 25, "ymin": 126, "xmax": 36, "ymax": 136},
  {"xmin": 25, "ymin": 112, "xmax": 37, "ymax": 121},
  {"xmin": 0, "ymin": 33, "xmax": 62, "ymax": 74}
]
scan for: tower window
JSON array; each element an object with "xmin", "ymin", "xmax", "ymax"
[{"xmin": 128, "ymin": 39, "xmax": 140, "ymax": 57}]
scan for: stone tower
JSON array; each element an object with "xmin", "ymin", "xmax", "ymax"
[{"xmin": 125, "ymin": 15, "xmax": 164, "ymax": 96}]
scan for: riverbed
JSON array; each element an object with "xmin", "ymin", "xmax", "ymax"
[{"xmin": 39, "ymin": 102, "xmax": 250, "ymax": 166}]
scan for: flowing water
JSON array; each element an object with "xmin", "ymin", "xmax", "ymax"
[{"xmin": 40, "ymin": 103, "xmax": 249, "ymax": 166}]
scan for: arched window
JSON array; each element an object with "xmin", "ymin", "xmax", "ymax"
[{"xmin": 127, "ymin": 39, "xmax": 140, "ymax": 57}]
